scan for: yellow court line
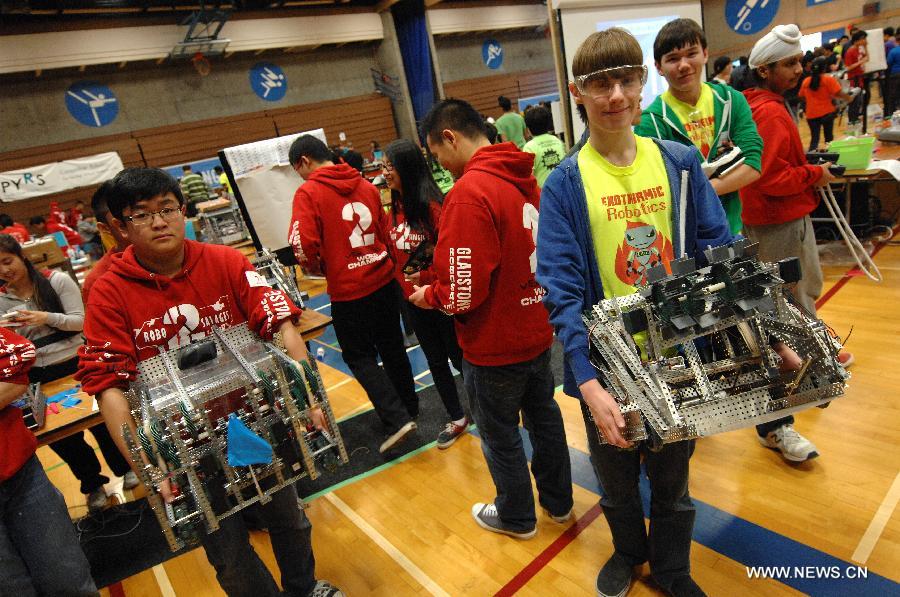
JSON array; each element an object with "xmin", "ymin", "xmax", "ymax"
[
  {"xmin": 852, "ymin": 470, "xmax": 900, "ymax": 564},
  {"xmin": 324, "ymin": 493, "xmax": 451, "ymax": 597},
  {"xmin": 152, "ymin": 564, "xmax": 177, "ymax": 597},
  {"xmin": 324, "ymin": 377, "xmax": 354, "ymax": 393}
]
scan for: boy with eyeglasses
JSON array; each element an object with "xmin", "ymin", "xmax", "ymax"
[
  {"xmin": 537, "ymin": 28, "xmax": 735, "ymax": 597},
  {"xmin": 635, "ymin": 18, "xmax": 763, "ymax": 236},
  {"xmin": 76, "ymin": 167, "xmax": 342, "ymax": 597}
]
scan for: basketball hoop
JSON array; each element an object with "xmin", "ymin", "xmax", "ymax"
[{"xmin": 192, "ymin": 52, "xmax": 211, "ymax": 76}]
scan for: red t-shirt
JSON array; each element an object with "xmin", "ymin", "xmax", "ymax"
[
  {"xmin": 0, "ymin": 328, "xmax": 36, "ymax": 482},
  {"xmin": 0, "ymin": 224, "xmax": 30, "ymax": 244},
  {"xmin": 799, "ymin": 75, "xmax": 842, "ymax": 120}
]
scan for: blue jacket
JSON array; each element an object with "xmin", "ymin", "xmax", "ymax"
[{"xmin": 536, "ymin": 138, "xmax": 734, "ymax": 399}]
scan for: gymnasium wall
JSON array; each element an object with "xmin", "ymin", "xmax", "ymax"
[
  {"xmin": 433, "ymin": 28, "xmax": 555, "ymax": 84},
  {"xmin": 703, "ymin": 0, "xmax": 900, "ymax": 61},
  {"xmin": 0, "ymin": 44, "xmax": 381, "ymax": 154}
]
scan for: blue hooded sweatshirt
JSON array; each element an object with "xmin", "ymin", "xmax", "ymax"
[{"xmin": 536, "ymin": 138, "xmax": 735, "ymax": 400}]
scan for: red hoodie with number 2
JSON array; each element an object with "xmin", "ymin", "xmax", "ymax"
[
  {"xmin": 76, "ymin": 240, "xmax": 301, "ymax": 396},
  {"xmin": 289, "ymin": 163, "xmax": 395, "ymax": 302},
  {"xmin": 424, "ymin": 142, "xmax": 553, "ymax": 366}
]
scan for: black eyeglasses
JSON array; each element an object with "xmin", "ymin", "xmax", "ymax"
[{"xmin": 123, "ymin": 207, "xmax": 182, "ymax": 226}]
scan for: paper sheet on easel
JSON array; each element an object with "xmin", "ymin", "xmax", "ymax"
[{"xmin": 869, "ymin": 159, "xmax": 900, "ymax": 181}]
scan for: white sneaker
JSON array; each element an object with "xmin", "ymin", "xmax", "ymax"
[
  {"xmin": 123, "ymin": 470, "xmax": 140, "ymax": 490},
  {"xmin": 379, "ymin": 421, "xmax": 417, "ymax": 453},
  {"xmin": 758, "ymin": 424, "xmax": 819, "ymax": 462}
]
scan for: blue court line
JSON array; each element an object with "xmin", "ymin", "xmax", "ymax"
[{"xmin": 471, "ymin": 428, "xmax": 898, "ymax": 596}]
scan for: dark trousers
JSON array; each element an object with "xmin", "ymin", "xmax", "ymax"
[
  {"xmin": 30, "ymin": 357, "xmax": 132, "ymax": 494},
  {"xmin": 0, "ymin": 455, "xmax": 99, "ymax": 596},
  {"xmin": 200, "ymin": 483, "xmax": 315, "ymax": 597},
  {"xmin": 462, "ymin": 349, "xmax": 573, "ymax": 531},
  {"xmin": 848, "ymin": 77, "xmax": 868, "ymax": 123},
  {"xmin": 407, "ymin": 304, "xmax": 465, "ymax": 421},
  {"xmin": 807, "ymin": 112, "xmax": 836, "ymax": 151},
  {"xmin": 580, "ymin": 402, "xmax": 695, "ymax": 590},
  {"xmin": 887, "ymin": 73, "xmax": 900, "ymax": 117},
  {"xmin": 331, "ymin": 280, "xmax": 416, "ymax": 432}
]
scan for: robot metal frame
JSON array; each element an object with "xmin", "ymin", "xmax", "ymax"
[
  {"xmin": 122, "ymin": 323, "xmax": 347, "ymax": 551},
  {"xmin": 583, "ymin": 239, "xmax": 849, "ymax": 447}
]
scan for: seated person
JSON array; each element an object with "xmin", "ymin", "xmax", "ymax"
[{"xmin": 0, "ymin": 326, "xmax": 98, "ymax": 595}]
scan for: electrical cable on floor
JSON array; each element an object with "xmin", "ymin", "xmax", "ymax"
[
  {"xmin": 818, "ymin": 185, "xmax": 884, "ymax": 282},
  {"xmin": 76, "ymin": 500, "xmax": 147, "ymax": 545}
]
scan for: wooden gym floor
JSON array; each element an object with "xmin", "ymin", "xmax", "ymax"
[
  {"xmin": 37, "ymin": 231, "xmax": 900, "ymax": 596},
  {"xmin": 39, "ymin": 117, "xmax": 900, "ymax": 596}
]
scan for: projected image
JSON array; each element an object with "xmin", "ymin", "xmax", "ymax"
[{"xmin": 597, "ymin": 16, "xmax": 678, "ymax": 109}]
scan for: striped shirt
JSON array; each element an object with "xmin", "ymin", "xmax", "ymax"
[{"xmin": 180, "ymin": 172, "xmax": 210, "ymax": 203}]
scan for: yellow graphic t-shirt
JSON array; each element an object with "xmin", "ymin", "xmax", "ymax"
[
  {"xmin": 579, "ymin": 136, "xmax": 674, "ymax": 300},
  {"xmin": 663, "ymin": 84, "xmax": 715, "ymax": 158}
]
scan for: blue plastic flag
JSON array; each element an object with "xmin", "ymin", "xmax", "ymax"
[{"xmin": 226, "ymin": 414, "xmax": 273, "ymax": 467}]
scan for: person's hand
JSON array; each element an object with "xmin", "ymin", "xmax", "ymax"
[
  {"xmin": 408, "ymin": 285, "xmax": 433, "ymax": 309},
  {"xmin": 309, "ymin": 405, "xmax": 328, "ymax": 431},
  {"xmin": 12, "ymin": 310, "xmax": 49, "ymax": 326},
  {"xmin": 817, "ymin": 163, "xmax": 838, "ymax": 186},
  {"xmin": 158, "ymin": 477, "xmax": 176, "ymax": 504},
  {"xmin": 404, "ymin": 271, "xmax": 421, "ymax": 285},
  {"xmin": 772, "ymin": 341, "xmax": 803, "ymax": 372},
  {"xmin": 580, "ymin": 378, "xmax": 631, "ymax": 448}
]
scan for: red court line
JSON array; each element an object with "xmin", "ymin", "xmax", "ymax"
[
  {"xmin": 496, "ymin": 227, "xmax": 898, "ymax": 595},
  {"xmin": 108, "ymin": 581, "xmax": 126, "ymax": 597},
  {"xmin": 816, "ymin": 226, "xmax": 897, "ymax": 310},
  {"xmin": 494, "ymin": 504, "xmax": 604, "ymax": 597}
]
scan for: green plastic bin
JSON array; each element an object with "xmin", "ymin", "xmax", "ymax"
[{"xmin": 829, "ymin": 137, "xmax": 875, "ymax": 170}]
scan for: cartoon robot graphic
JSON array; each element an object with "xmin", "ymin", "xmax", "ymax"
[
  {"xmin": 615, "ymin": 221, "xmax": 673, "ymax": 287},
  {"xmin": 540, "ymin": 147, "xmax": 563, "ymax": 171}
]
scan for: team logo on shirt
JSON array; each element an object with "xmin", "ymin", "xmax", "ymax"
[
  {"xmin": 540, "ymin": 148, "xmax": 563, "ymax": 170},
  {"xmin": 133, "ymin": 296, "xmax": 233, "ymax": 353},
  {"xmin": 615, "ymin": 221, "xmax": 673, "ymax": 287}
]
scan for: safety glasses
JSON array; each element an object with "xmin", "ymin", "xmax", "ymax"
[{"xmin": 574, "ymin": 65, "xmax": 648, "ymax": 99}]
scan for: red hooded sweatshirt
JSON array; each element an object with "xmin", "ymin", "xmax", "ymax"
[
  {"xmin": 0, "ymin": 328, "xmax": 36, "ymax": 482},
  {"xmin": 289, "ymin": 163, "xmax": 394, "ymax": 302},
  {"xmin": 386, "ymin": 200, "xmax": 442, "ymax": 298},
  {"xmin": 76, "ymin": 240, "xmax": 301, "ymax": 396},
  {"xmin": 740, "ymin": 88, "xmax": 824, "ymax": 226},
  {"xmin": 424, "ymin": 142, "xmax": 553, "ymax": 366}
]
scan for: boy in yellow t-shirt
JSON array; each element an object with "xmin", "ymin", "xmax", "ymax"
[{"xmin": 537, "ymin": 27, "xmax": 735, "ymax": 597}]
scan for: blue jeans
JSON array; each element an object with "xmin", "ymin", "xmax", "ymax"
[
  {"xmin": 580, "ymin": 402, "xmax": 696, "ymax": 590},
  {"xmin": 200, "ymin": 482, "xmax": 316, "ymax": 597},
  {"xmin": 0, "ymin": 454, "xmax": 98, "ymax": 596},
  {"xmin": 462, "ymin": 349, "xmax": 573, "ymax": 531}
]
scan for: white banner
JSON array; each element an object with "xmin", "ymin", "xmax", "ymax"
[{"xmin": 0, "ymin": 151, "xmax": 124, "ymax": 202}]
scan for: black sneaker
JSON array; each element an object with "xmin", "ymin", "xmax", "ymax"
[
  {"xmin": 471, "ymin": 502, "xmax": 536, "ymax": 539},
  {"xmin": 308, "ymin": 580, "xmax": 344, "ymax": 597},
  {"xmin": 436, "ymin": 417, "xmax": 469, "ymax": 449},
  {"xmin": 665, "ymin": 576, "xmax": 706, "ymax": 597},
  {"xmin": 596, "ymin": 552, "xmax": 634, "ymax": 597}
]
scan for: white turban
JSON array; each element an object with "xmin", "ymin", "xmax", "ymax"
[{"xmin": 749, "ymin": 24, "xmax": 803, "ymax": 69}]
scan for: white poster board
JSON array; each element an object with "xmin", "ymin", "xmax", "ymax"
[
  {"xmin": 864, "ymin": 28, "xmax": 887, "ymax": 74},
  {"xmin": 220, "ymin": 128, "xmax": 327, "ymax": 261},
  {"xmin": 555, "ymin": 0, "xmax": 703, "ymax": 142}
]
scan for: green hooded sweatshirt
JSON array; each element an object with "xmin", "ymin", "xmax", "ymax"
[{"xmin": 635, "ymin": 81, "xmax": 762, "ymax": 235}]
